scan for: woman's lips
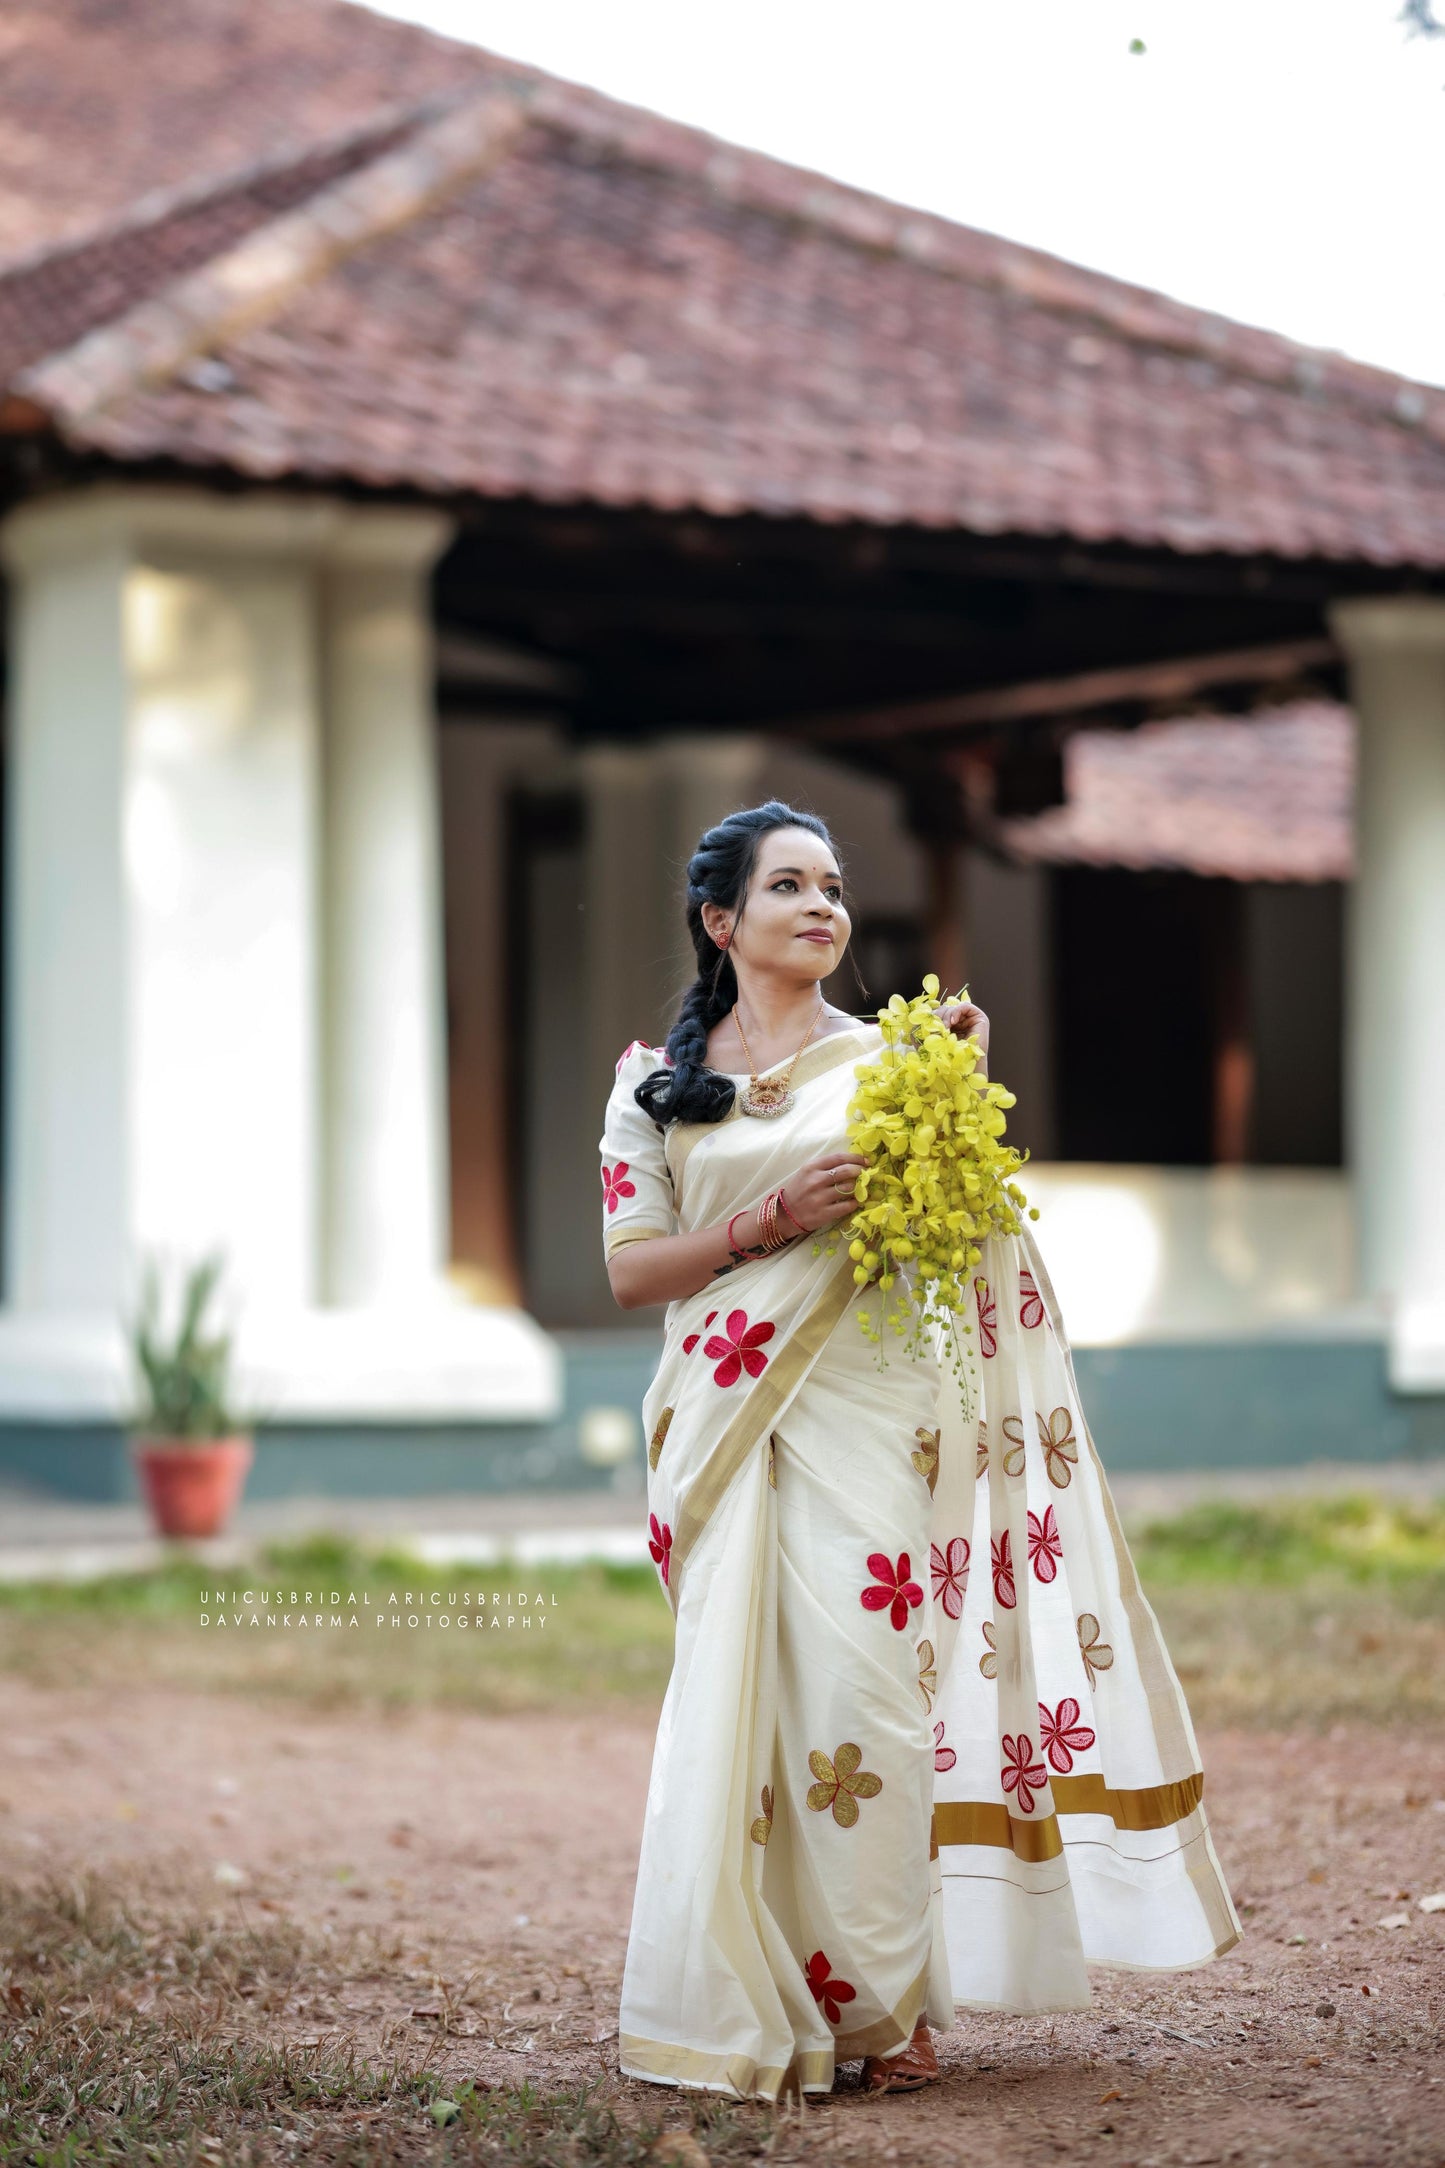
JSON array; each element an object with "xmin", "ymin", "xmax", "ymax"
[{"xmin": 797, "ymin": 931, "xmax": 834, "ymax": 943}]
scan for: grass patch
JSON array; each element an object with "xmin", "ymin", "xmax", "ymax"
[
  {"xmin": 2, "ymin": 1500, "xmax": 1444, "ymax": 1729},
  {"xmin": 0, "ymin": 1866, "xmax": 779, "ymax": 2165},
  {"xmin": 1130, "ymin": 1493, "xmax": 1445, "ymax": 1588},
  {"xmin": 0, "ymin": 1538, "xmax": 674, "ymax": 1714},
  {"xmin": 1129, "ymin": 1494, "xmax": 1445, "ymax": 1730}
]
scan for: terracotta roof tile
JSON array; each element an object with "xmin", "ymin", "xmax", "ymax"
[
  {"xmin": 992, "ymin": 702, "xmax": 1354, "ymax": 881},
  {"xmin": 4, "ymin": 0, "xmax": 1445, "ymax": 567}
]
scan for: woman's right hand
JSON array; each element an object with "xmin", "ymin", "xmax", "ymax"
[{"xmin": 781, "ymin": 1152, "xmax": 869, "ymax": 1233}]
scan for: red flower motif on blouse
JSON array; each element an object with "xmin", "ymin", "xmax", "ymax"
[
  {"xmin": 600, "ymin": 1161, "xmax": 636, "ymax": 1214},
  {"xmin": 1038, "ymin": 1696, "xmax": 1096, "ymax": 1774},
  {"xmin": 930, "ymin": 1536, "xmax": 970, "ymax": 1620},
  {"xmin": 681, "ymin": 1310, "xmax": 718, "ymax": 1357},
  {"xmin": 933, "ymin": 1720, "xmax": 956, "ymax": 1773},
  {"xmin": 974, "ymin": 1275, "xmax": 997, "ymax": 1359},
  {"xmin": 614, "ymin": 1039, "xmax": 662, "ymax": 1075},
  {"xmin": 1018, "ymin": 1268, "xmax": 1045, "ymax": 1330},
  {"xmin": 1001, "ymin": 1732, "xmax": 1048, "ymax": 1814},
  {"xmin": 1027, "ymin": 1504, "xmax": 1063, "ymax": 1584},
  {"xmin": 804, "ymin": 1949, "xmax": 857, "ymax": 2026},
  {"xmin": 703, "ymin": 1308, "xmax": 775, "ymax": 1388},
  {"xmin": 860, "ymin": 1550, "xmax": 924, "ymax": 1632},
  {"xmin": 647, "ymin": 1512, "xmax": 672, "ymax": 1586},
  {"xmin": 991, "ymin": 1529, "xmax": 1017, "ymax": 1609}
]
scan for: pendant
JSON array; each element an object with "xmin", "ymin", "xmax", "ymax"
[{"xmin": 740, "ymin": 1077, "xmax": 794, "ymax": 1117}]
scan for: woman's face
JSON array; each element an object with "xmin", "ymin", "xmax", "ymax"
[{"xmin": 714, "ymin": 825, "xmax": 851, "ymax": 980}]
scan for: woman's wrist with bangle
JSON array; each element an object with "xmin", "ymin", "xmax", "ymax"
[{"xmin": 723, "ymin": 1190, "xmax": 804, "ymax": 1266}]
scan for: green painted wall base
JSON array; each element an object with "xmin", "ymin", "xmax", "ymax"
[{"xmin": 1, "ymin": 1331, "xmax": 1440, "ymax": 1503}]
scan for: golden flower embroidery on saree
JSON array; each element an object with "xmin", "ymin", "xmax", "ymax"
[
  {"xmin": 999, "ymin": 1414, "xmax": 1027, "ymax": 1476},
  {"xmin": 1077, "ymin": 1611, "xmax": 1115, "ymax": 1686},
  {"xmin": 915, "ymin": 1637, "xmax": 937, "ymax": 1712},
  {"xmin": 975, "ymin": 1419, "xmax": 989, "ymax": 1481},
  {"xmin": 1039, "ymin": 1406, "xmax": 1079, "ymax": 1487},
  {"xmin": 648, "ymin": 1406, "xmax": 674, "ymax": 1471},
  {"xmin": 979, "ymin": 1619, "xmax": 999, "ymax": 1678},
  {"xmin": 750, "ymin": 1784, "xmax": 774, "ymax": 1846},
  {"xmin": 911, "ymin": 1424, "xmax": 940, "ymax": 1493},
  {"xmin": 806, "ymin": 1742, "xmax": 883, "ymax": 1827}
]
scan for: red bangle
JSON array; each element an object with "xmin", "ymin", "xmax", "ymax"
[
  {"xmin": 726, "ymin": 1208, "xmax": 749, "ymax": 1256},
  {"xmin": 776, "ymin": 1187, "xmax": 809, "ymax": 1238}
]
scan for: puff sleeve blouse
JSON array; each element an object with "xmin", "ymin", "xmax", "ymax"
[{"xmin": 598, "ymin": 1040, "xmax": 679, "ymax": 1265}]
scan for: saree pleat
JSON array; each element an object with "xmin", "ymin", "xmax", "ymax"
[{"xmin": 600, "ymin": 1023, "xmax": 1239, "ymax": 2102}]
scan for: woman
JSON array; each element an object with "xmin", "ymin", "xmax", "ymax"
[{"xmin": 599, "ymin": 801, "xmax": 1239, "ymax": 2105}]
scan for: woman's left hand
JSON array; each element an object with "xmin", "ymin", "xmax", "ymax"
[{"xmin": 936, "ymin": 999, "xmax": 989, "ymax": 1064}]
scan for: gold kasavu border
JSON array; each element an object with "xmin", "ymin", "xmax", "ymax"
[
  {"xmin": 617, "ymin": 2032, "xmax": 834, "ymax": 2103},
  {"xmin": 934, "ymin": 1771, "xmax": 1205, "ymax": 1864}
]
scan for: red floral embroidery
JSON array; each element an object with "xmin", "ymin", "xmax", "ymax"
[
  {"xmin": 804, "ymin": 1949, "xmax": 857, "ymax": 2026},
  {"xmin": 1001, "ymin": 1732, "xmax": 1048, "ymax": 1814},
  {"xmin": 930, "ymin": 1536, "xmax": 970, "ymax": 1620},
  {"xmin": 1038, "ymin": 1696, "xmax": 1096, "ymax": 1774},
  {"xmin": 932, "ymin": 1720, "xmax": 956, "ymax": 1773},
  {"xmin": 990, "ymin": 1529, "xmax": 1017, "ymax": 1609},
  {"xmin": 1027, "ymin": 1504, "xmax": 1063, "ymax": 1584},
  {"xmin": 600, "ymin": 1161, "xmax": 636, "ymax": 1214},
  {"xmin": 681, "ymin": 1310, "xmax": 718, "ymax": 1357},
  {"xmin": 974, "ymin": 1275, "xmax": 998, "ymax": 1358},
  {"xmin": 1019, "ymin": 1269, "xmax": 1045, "ymax": 1330},
  {"xmin": 647, "ymin": 1512, "xmax": 672, "ymax": 1586},
  {"xmin": 860, "ymin": 1550, "xmax": 924, "ymax": 1632},
  {"xmin": 703, "ymin": 1307, "xmax": 776, "ymax": 1388}
]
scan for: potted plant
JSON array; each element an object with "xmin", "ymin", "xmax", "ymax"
[{"xmin": 126, "ymin": 1250, "xmax": 254, "ymax": 1539}]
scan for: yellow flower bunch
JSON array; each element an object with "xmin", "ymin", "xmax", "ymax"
[{"xmin": 814, "ymin": 974, "xmax": 1039, "ymax": 1383}]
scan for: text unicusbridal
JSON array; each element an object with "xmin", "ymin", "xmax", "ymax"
[{"xmin": 198, "ymin": 1589, "xmax": 556, "ymax": 1628}]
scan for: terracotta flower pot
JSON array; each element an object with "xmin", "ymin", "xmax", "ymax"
[{"xmin": 129, "ymin": 1433, "xmax": 254, "ymax": 1539}]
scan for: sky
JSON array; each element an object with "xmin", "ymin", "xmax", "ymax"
[{"xmin": 369, "ymin": 0, "xmax": 1445, "ymax": 388}]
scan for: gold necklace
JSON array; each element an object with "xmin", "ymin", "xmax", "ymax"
[{"xmin": 732, "ymin": 999, "xmax": 827, "ymax": 1117}]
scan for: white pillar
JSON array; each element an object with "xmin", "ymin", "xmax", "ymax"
[
  {"xmin": 1327, "ymin": 595, "xmax": 1445, "ymax": 1306},
  {"xmin": 1, "ymin": 510, "xmax": 130, "ymax": 1310},
  {"xmin": 579, "ymin": 743, "xmax": 673, "ymax": 1114},
  {"xmin": 0, "ymin": 484, "xmax": 558, "ymax": 1427},
  {"xmin": 653, "ymin": 731, "xmax": 768, "ymax": 1005},
  {"xmin": 2, "ymin": 490, "xmax": 328, "ymax": 1315},
  {"xmin": 319, "ymin": 513, "xmax": 454, "ymax": 1307}
]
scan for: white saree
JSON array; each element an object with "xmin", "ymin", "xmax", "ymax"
[{"xmin": 599, "ymin": 1020, "xmax": 1239, "ymax": 2105}]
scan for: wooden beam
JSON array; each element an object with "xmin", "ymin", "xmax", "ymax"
[{"xmin": 773, "ymin": 636, "xmax": 1342, "ymax": 746}]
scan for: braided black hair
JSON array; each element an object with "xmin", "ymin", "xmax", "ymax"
[{"xmin": 634, "ymin": 800, "xmax": 845, "ymax": 1129}]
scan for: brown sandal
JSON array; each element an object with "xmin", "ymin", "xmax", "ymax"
[{"xmin": 861, "ymin": 2015, "xmax": 940, "ymax": 2093}]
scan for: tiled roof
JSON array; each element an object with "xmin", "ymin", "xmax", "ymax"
[
  {"xmin": 4, "ymin": 0, "xmax": 1445, "ymax": 566},
  {"xmin": 0, "ymin": 0, "xmax": 496, "ymax": 268},
  {"xmin": 992, "ymin": 702, "xmax": 1354, "ymax": 881}
]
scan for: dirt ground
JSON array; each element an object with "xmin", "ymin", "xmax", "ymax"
[{"xmin": 2, "ymin": 1676, "xmax": 1442, "ymax": 2167}]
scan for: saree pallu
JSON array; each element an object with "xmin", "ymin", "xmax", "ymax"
[{"xmin": 598, "ymin": 1022, "xmax": 1239, "ymax": 2104}]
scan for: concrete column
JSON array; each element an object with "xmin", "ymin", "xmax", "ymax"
[
  {"xmin": 1327, "ymin": 595, "xmax": 1445, "ymax": 1303},
  {"xmin": 438, "ymin": 718, "xmax": 553, "ymax": 1309},
  {"xmin": 578, "ymin": 743, "xmax": 674, "ymax": 1115},
  {"xmin": 0, "ymin": 511, "xmax": 130, "ymax": 1310},
  {"xmin": 0, "ymin": 485, "xmax": 559, "ymax": 1429},
  {"xmin": 653, "ymin": 732, "xmax": 768, "ymax": 1006},
  {"xmin": 2, "ymin": 490, "xmax": 328, "ymax": 1315},
  {"xmin": 318, "ymin": 513, "xmax": 454, "ymax": 1307}
]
